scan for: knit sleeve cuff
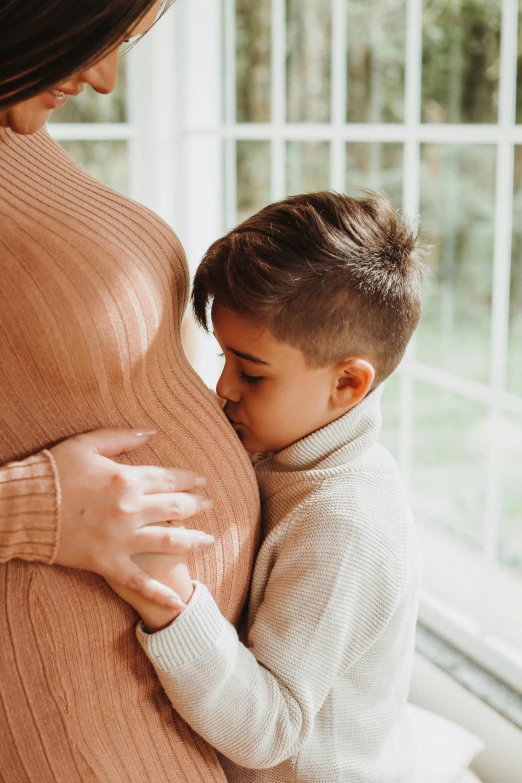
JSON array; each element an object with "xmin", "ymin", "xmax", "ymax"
[
  {"xmin": 0, "ymin": 450, "xmax": 61, "ymax": 564},
  {"xmin": 136, "ymin": 582, "xmax": 227, "ymax": 670}
]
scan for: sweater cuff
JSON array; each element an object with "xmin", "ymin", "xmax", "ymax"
[
  {"xmin": 136, "ymin": 582, "xmax": 227, "ymax": 670},
  {"xmin": 0, "ymin": 450, "xmax": 61, "ymax": 564}
]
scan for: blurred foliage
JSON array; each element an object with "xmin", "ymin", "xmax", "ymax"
[
  {"xmin": 237, "ymin": 140, "xmax": 271, "ymax": 223},
  {"xmin": 286, "ymin": 141, "xmax": 330, "ymax": 194},
  {"xmin": 286, "ymin": 0, "xmax": 332, "ymax": 122},
  {"xmin": 412, "ymin": 382, "xmax": 488, "ymax": 550},
  {"xmin": 236, "ymin": 0, "xmax": 271, "ymax": 122},
  {"xmin": 345, "ymin": 142, "xmax": 403, "ymax": 207},
  {"xmin": 417, "ymin": 143, "xmax": 496, "ymax": 383},
  {"xmin": 59, "ymin": 141, "xmax": 129, "ymax": 195},
  {"xmin": 346, "ymin": 0, "xmax": 406, "ymax": 123},
  {"xmin": 510, "ymin": 147, "xmax": 522, "ymax": 396},
  {"xmin": 421, "ymin": 0, "xmax": 501, "ymax": 123}
]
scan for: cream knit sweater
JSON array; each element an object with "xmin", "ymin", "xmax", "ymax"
[{"xmin": 138, "ymin": 387, "xmax": 422, "ymax": 782}]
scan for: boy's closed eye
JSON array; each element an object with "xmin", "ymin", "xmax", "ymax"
[
  {"xmin": 218, "ymin": 352, "xmax": 263, "ymax": 386},
  {"xmin": 238, "ymin": 370, "xmax": 262, "ymax": 386}
]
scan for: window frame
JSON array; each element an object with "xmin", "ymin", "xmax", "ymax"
[
  {"xmin": 47, "ymin": 10, "xmax": 178, "ymax": 226},
  {"xmin": 177, "ymin": 0, "xmax": 522, "ymax": 694},
  {"xmin": 50, "ymin": 0, "xmax": 522, "ymax": 694}
]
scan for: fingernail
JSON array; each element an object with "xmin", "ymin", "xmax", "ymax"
[
  {"xmin": 196, "ymin": 533, "xmax": 215, "ymax": 548},
  {"xmin": 201, "ymin": 499, "xmax": 214, "ymax": 512},
  {"xmin": 167, "ymin": 595, "xmax": 186, "ymax": 610},
  {"xmin": 194, "ymin": 475, "xmax": 207, "ymax": 487},
  {"xmin": 132, "ymin": 429, "xmax": 157, "ymax": 437}
]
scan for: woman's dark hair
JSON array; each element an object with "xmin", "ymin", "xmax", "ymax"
[{"xmin": 0, "ymin": 0, "xmax": 174, "ymax": 110}]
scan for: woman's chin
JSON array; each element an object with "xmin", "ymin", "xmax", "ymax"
[{"xmin": 2, "ymin": 102, "xmax": 53, "ymax": 135}]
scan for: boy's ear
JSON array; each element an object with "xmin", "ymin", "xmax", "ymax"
[{"xmin": 330, "ymin": 358, "xmax": 375, "ymax": 410}]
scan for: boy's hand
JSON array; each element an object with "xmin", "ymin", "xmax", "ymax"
[{"xmin": 108, "ymin": 549, "xmax": 195, "ymax": 632}]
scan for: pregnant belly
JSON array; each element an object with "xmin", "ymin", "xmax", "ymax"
[
  {"xmin": 0, "ymin": 355, "xmax": 257, "ymax": 782},
  {"xmin": 0, "ymin": 340, "xmax": 260, "ymax": 625},
  {"xmin": 124, "ymin": 360, "xmax": 260, "ymax": 624}
]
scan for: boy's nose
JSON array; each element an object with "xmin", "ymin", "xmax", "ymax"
[{"xmin": 216, "ymin": 371, "xmax": 241, "ymax": 403}]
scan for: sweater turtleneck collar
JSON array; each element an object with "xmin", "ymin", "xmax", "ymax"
[
  {"xmin": 256, "ymin": 384, "xmax": 384, "ymax": 479},
  {"xmin": 0, "ymin": 124, "xmax": 48, "ymax": 147},
  {"xmin": 0, "ymin": 125, "xmax": 17, "ymax": 145}
]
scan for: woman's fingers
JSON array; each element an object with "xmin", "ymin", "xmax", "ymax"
[
  {"xmin": 132, "ymin": 526, "xmax": 215, "ymax": 556},
  {"xmin": 139, "ymin": 465, "xmax": 208, "ymax": 495},
  {"xmin": 139, "ymin": 491, "xmax": 213, "ymax": 524}
]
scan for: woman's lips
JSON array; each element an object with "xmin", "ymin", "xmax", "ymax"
[
  {"xmin": 41, "ymin": 86, "xmax": 83, "ymax": 111},
  {"xmin": 41, "ymin": 90, "xmax": 68, "ymax": 110}
]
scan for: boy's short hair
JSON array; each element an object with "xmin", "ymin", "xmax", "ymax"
[{"xmin": 192, "ymin": 191, "xmax": 425, "ymax": 386}]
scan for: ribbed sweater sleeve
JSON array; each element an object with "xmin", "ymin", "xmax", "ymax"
[
  {"xmin": 137, "ymin": 498, "xmax": 405, "ymax": 771},
  {"xmin": 0, "ymin": 450, "xmax": 60, "ymax": 564}
]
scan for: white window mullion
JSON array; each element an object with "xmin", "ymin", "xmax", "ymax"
[
  {"xmin": 175, "ymin": 0, "xmax": 224, "ymax": 386},
  {"xmin": 398, "ymin": 0, "xmax": 423, "ymax": 492},
  {"xmin": 480, "ymin": 0, "xmax": 518, "ymax": 635},
  {"xmin": 223, "ymin": 123, "xmax": 522, "ymax": 144},
  {"xmin": 330, "ymin": 0, "xmax": 347, "ymax": 191},
  {"xmin": 48, "ymin": 124, "xmax": 133, "ymax": 141},
  {"xmin": 127, "ymin": 10, "xmax": 177, "ymax": 224},
  {"xmin": 271, "ymin": 0, "xmax": 287, "ymax": 201},
  {"xmin": 224, "ymin": 0, "xmax": 238, "ymax": 229}
]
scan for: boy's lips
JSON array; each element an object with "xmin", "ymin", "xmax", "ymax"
[{"xmin": 227, "ymin": 414, "xmax": 245, "ymax": 428}]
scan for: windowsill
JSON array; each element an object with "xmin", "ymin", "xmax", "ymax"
[{"xmin": 416, "ymin": 622, "xmax": 522, "ymax": 731}]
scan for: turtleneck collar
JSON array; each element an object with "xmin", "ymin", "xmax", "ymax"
[
  {"xmin": 256, "ymin": 385, "xmax": 384, "ymax": 481},
  {"xmin": 0, "ymin": 124, "xmax": 47, "ymax": 147},
  {"xmin": 0, "ymin": 125, "xmax": 17, "ymax": 145}
]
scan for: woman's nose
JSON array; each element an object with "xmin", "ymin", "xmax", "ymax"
[
  {"xmin": 216, "ymin": 368, "xmax": 241, "ymax": 403},
  {"xmin": 80, "ymin": 49, "xmax": 120, "ymax": 95}
]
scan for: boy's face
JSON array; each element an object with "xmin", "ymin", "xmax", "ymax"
[{"xmin": 212, "ymin": 304, "xmax": 351, "ymax": 453}]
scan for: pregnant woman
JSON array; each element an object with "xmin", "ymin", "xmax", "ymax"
[{"xmin": 0, "ymin": 1, "xmax": 259, "ymax": 780}]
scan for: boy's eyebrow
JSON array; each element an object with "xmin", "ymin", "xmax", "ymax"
[{"xmin": 228, "ymin": 347, "xmax": 271, "ymax": 366}]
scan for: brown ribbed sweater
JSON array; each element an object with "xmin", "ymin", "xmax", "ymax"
[{"xmin": 0, "ymin": 125, "xmax": 260, "ymax": 783}]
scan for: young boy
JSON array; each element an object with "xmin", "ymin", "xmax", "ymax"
[{"xmin": 118, "ymin": 191, "xmax": 424, "ymax": 782}]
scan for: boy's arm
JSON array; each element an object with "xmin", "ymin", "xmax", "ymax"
[{"xmin": 136, "ymin": 505, "xmax": 406, "ymax": 770}]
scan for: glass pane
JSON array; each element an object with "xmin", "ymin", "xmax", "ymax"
[
  {"xmin": 287, "ymin": 0, "xmax": 331, "ymax": 122},
  {"xmin": 499, "ymin": 411, "xmax": 522, "ymax": 574},
  {"xmin": 237, "ymin": 140, "xmax": 271, "ymax": 224},
  {"xmin": 509, "ymin": 147, "xmax": 522, "ymax": 395},
  {"xmin": 346, "ymin": 0, "xmax": 406, "ymax": 123},
  {"xmin": 58, "ymin": 141, "xmax": 129, "ymax": 194},
  {"xmin": 236, "ymin": 0, "xmax": 271, "ymax": 122},
  {"xmin": 490, "ymin": 411, "xmax": 522, "ymax": 651},
  {"xmin": 413, "ymin": 382, "xmax": 489, "ymax": 619},
  {"xmin": 380, "ymin": 372, "xmax": 400, "ymax": 459},
  {"xmin": 421, "ymin": 0, "xmax": 501, "ymax": 124},
  {"xmin": 417, "ymin": 144, "xmax": 495, "ymax": 382},
  {"xmin": 346, "ymin": 142, "xmax": 403, "ymax": 208},
  {"xmin": 286, "ymin": 141, "xmax": 330, "ymax": 196},
  {"xmin": 50, "ymin": 60, "xmax": 127, "ymax": 124}
]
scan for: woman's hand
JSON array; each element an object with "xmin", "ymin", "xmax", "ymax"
[{"xmin": 50, "ymin": 427, "xmax": 214, "ymax": 609}]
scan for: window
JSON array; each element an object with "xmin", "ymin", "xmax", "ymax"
[
  {"xmin": 49, "ymin": 11, "xmax": 178, "ymax": 227},
  {"xmin": 177, "ymin": 0, "xmax": 522, "ymax": 692}
]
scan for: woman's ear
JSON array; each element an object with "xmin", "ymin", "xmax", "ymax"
[{"xmin": 330, "ymin": 358, "xmax": 375, "ymax": 411}]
